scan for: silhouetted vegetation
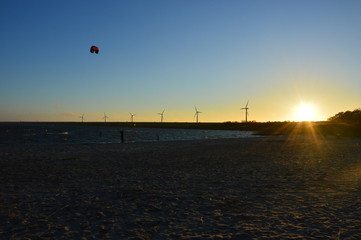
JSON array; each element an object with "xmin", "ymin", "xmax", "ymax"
[
  {"xmin": 318, "ymin": 108, "xmax": 361, "ymax": 137},
  {"xmin": 328, "ymin": 108, "xmax": 361, "ymax": 123}
]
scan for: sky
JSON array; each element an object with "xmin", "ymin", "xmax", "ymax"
[{"xmin": 1, "ymin": 0, "xmax": 361, "ymax": 122}]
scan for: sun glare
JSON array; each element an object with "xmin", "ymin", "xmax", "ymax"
[{"xmin": 294, "ymin": 103, "xmax": 317, "ymax": 122}]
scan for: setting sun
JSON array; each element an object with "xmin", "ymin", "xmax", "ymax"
[{"xmin": 294, "ymin": 103, "xmax": 317, "ymax": 122}]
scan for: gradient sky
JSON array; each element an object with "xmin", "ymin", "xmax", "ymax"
[{"xmin": 1, "ymin": 0, "xmax": 361, "ymax": 122}]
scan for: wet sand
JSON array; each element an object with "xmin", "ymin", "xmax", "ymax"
[{"xmin": 1, "ymin": 136, "xmax": 361, "ymax": 239}]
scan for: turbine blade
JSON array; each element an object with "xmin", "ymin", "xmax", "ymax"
[{"xmin": 246, "ymin": 100, "xmax": 249, "ymax": 108}]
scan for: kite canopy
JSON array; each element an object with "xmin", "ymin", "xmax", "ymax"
[{"xmin": 90, "ymin": 46, "xmax": 99, "ymax": 54}]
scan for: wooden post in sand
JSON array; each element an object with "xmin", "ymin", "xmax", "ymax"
[{"xmin": 120, "ymin": 130, "xmax": 124, "ymax": 143}]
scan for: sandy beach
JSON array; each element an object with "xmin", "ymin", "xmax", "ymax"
[{"xmin": 1, "ymin": 136, "xmax": 361, "ymax": 239}]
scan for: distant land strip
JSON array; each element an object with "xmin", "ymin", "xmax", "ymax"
[{"xmin": 12, "ymin": 121, "xmax": 361, "ymax": 137}]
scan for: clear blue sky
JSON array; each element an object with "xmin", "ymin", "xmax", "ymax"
[{"xmin": 1, "ymin": 0, "xmax": 361, "ymax": 122}]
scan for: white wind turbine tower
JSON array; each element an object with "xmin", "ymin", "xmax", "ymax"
[
  {"xmin": 241, "ymin": 100, "xmax": 249, "ymax": 123},
  {"xmin": 80, "ymin": 114, "xmax": 84, "ymax": 123},
  {"xmin": 129, "ymin": 112, "xmax": 136, "ymax": 122},
  {"xmin": 103, "ymin": 112, "xmax": 109, "ymax": 123},
  {"xmin": 158, "ymin": 109, "xmax": 165, "ymax": 123},
  {"xmin": 194, "ymin": 106, "xmax": 202, "ymax": 123}
]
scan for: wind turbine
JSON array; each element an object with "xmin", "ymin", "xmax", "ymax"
[
  {"xmin": 194, "ymin": 106, "xmax": 202, "ymax": 123},
  {"xmin": 157, "ymin": 109, "xmax": 165, "ymax": 123},
  {"xmin": 103, "ymin": 112, "xmax": 109, "ymax": 123},
  {"xmin": 129, "ymin": 112, "xmax": 136, "ymax": 122},
  {"xmin": 79, "ymin": 114, "xmax": 84, "ymax": 123},
  {"xmin": 241, "ymin": 100, "xmax": 249, "ymax": 123}
]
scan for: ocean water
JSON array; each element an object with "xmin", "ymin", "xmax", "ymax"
[{"xmin": 0, "ymin": 122, "xmax": 258, "ymax": 145}]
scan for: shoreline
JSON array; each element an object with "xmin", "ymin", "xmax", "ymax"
[
  {"xmin": 1, "ymin": 136, "xmax": 361, "ymax": 239},
  {"xmin": 0, "ymin": 122, "xmax": 260, "ymax": 145}
]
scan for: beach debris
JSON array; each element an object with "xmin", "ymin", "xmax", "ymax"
[
  {"xmin": 214, "ymin": 209, "xmax": 223, "ymax": 216},
  {"xmin": 45, "ymin": 205, "xmax": 70, "ymax": 220},
  {"xmin": 100, "ymin": 225, "xmax": 107, "ymax": 231},
  {"xmin": 90, "ymin": 45, "xmax": 99, "ymax": 54},
  {"xmin": 337, "ymin": 227, "xmax": 342, "ymax": 240}
]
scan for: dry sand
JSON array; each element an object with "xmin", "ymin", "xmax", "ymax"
[{"xmin": 1, "ymin": 136, "xmax": 361, "ymax": 239}]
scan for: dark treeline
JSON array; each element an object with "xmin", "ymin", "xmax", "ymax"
[
  {"xmin": 328, "ymin": 108, "xmax": 361, "ymax": 123},
  {"xmin": 320, "ymin": 108, "xmax": 361, "ymax": 137}
]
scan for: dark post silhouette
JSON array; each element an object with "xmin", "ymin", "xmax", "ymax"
[{"xmin": 120, "ymin": 130, "xmax": 124, "ymax": 143}]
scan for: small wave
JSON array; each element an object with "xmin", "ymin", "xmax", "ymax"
[{"xmin": 47, "ymin": 131, "xmax": 69, "ymax": 135}]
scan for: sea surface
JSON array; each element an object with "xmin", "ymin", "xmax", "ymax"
[{"xmin": 0, "ymin": 122, "xmax": 259, "ymax": 145}]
